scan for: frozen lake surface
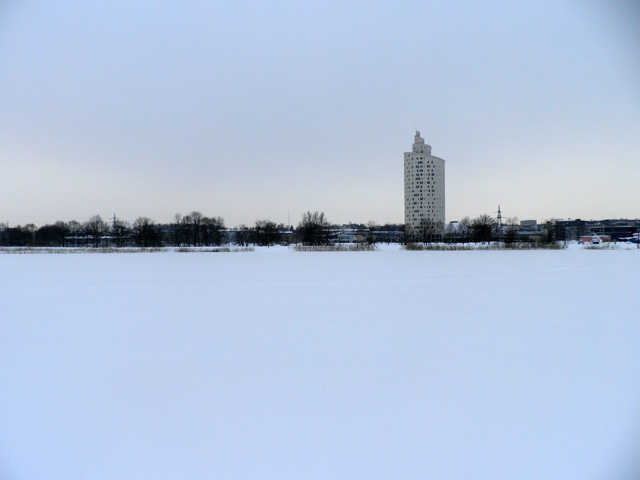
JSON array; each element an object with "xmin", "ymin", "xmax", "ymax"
[{"xmin": 2, "ymin": 247, "xmax": 640, "ymax": 479}]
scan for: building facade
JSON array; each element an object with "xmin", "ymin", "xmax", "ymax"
[{"xmin": 404, "ymin": 131, "xmax": 445, "ymax": 236}]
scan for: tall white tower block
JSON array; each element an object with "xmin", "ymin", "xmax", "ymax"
[{"xmin": 404, "ymin": 131, "xmax": 445, "ymax": 235}]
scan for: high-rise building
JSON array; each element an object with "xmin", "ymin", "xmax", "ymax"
[{"xmin": 404, "ymin": 131, "xmax": 445, "ymax": 236}]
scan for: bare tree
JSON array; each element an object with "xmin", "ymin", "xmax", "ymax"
[
  {"xmin": 84, "ymin": 215, "xmax": 109, "ymax": 247},
  {"xmin": 232, "ymin": 224, "xmax": 250, "ymax": 246},
  {"xmin": 133, "ymin": 217, "xmax": 160, "ymax": 247},
  {"xmin": 444, "ymin": 221, "xmax": 461, "ymax": 243},
  {"xmin": 67, "ymin": 220, "xmax": 84, "ymax": 246},
  {"xmin": 255, "ymin": 219, "xmax": 280, "ymax": 246},
  {"xmin": 541, "ymin": 219, "xmax": 563, "ymax": 245},
  {"xmin": 111, "ymin": 218, "xmax": 131, "ymax": 247},
  {"xmin": 184, "ymin": 211, "xmax": 204, "ymax": 246},
  {"xmin": 365, "ymin": 221, "xmax": 378, "ymax": 245},
  {"xmin": 471, "ymin": 214, "xmax": 497, "ymax": 243},
  {"xmin": 417, "ymin": 218, "xmax": 443, "ymax": 244},
  {"xmin": 171, "ymin": 213, "xmax": 187, "ymax": 246},
  {"xmin": 297, "ymin": 211, "xmax": 330, "ymax": 246},
  {"xmin": 502, "ymin": 216, "xmax": 519, "ymax": 246},
  {"xmin": 458, "ymin": 217, "xmax": 472, "ymax": 243},
  {"xmin": 35, "ymin": 221, "xmax": 69, "ymax": 247},
  {"xmin": 203, "ymin": 216, "xmax": 226, "ymax": 246},
  {"xmin": 0, "ymin": 225, "xmax": 32, "ymax": 246}
]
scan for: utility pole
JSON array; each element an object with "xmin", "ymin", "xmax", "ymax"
[{"xmin": 112, "ymin": 213, "xmax": 117, "ymax": 247}]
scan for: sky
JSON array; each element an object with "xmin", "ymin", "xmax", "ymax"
[{"xmin": 1, "ymin": 1, "xmax": 639, "ymax": 227}]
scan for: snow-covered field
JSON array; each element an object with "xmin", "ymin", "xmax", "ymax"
[{"xmin": 2, "ymin": 247, "xmax": 639, "ymax": 480}]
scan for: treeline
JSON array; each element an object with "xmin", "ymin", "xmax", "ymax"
[
  {"xmin": 0, "ymin": 211, "xmax": 404, "ymax": 248},
  {"xmin": 442, "ymin": 215, "xmax": 564, "ymax": 245},
  {"xmin": 0, "ymin": 211, "xmax": 568, "ymax": 248},
  {"xmin": 403, "ymin": 214, "xmax": 565, "ymax": 245},
  {"xmin": 0, "ymin": 212, "xmax": 230, "ymax": 248}
]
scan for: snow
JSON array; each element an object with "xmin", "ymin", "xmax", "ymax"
[{"xmin": 1, "ymin": 248, "xmax": 640, "ymax": 479}]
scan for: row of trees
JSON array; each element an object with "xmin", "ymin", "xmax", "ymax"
[
  {"xmin": 0, "ymin": 211, "xmax": 334, "ymax": 248},
  {"xmin": 235, "ymin": 220, "xmax": 288, "ymax": 247},
  {"xmin": 405, "ymin": 215, "xmax": 565, "ymax": 245},
  {"xmin": 171, "ymin": 213, "xmax": 226, "ymax": 247},
  {"xmin": 0, "ymin": 212, "xmax": 565, "ymax": 248},
  {"xmin": 0, "ymin": 212, "xmax": 225, "ymax": 248},
  {"xmin": 443, "ymin": 215, "xmax": 562, "ymax": 244},
  {"xmin": 406, "ymin": 215, "xmax": 499, "ymax": 244},
  {"xmin": 452, "ymin": 215, "xmax": 499, "ymax": 244}
]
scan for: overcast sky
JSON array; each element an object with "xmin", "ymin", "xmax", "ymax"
[{"xmin": 1, "ymin": 1, "xmax": 639, "ymax": 227}]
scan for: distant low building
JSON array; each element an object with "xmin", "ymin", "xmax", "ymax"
[{"xmin": 586, "ymin": 221, "xmax": 639, "ymax": 241}]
